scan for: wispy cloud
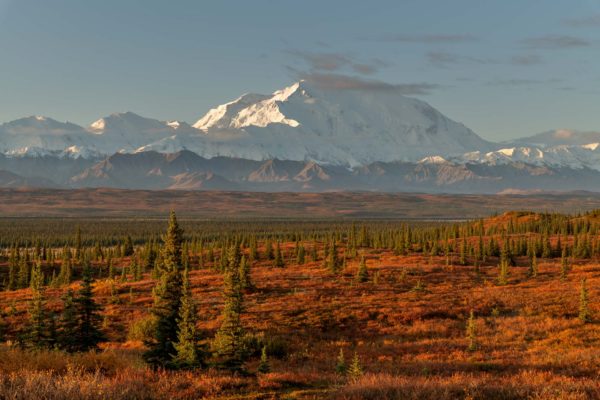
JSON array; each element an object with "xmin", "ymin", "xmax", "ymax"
[
  {"xmin": 563, "ymin": 14, "xmax": 600, "ymax": 27},
  {"xmin": 486, "ymin": 78, "xmax": 562, "ymax": 87},
  {"xmin": 295, "ymin": 72, "xmax": 441, "ymax": 95},
  {"xmin": 520, "ymin": 35, "xmax": 590, "ymax": 49},
  {"xmin": 286, "ymin": 50, "xmax": 350, "ymax": 71},
  {"xmin": 286, "ymin": 50, "xmax": 388, "ymax": 76},
  {"xmin": 511, "ymin": 54, "xmax": 543, "ymax": 66},
  {"xmin": 362, "ymin": 33, "xmax": 477, "ymax": 44},
  {"xmin": 426, "ymin": 51, "xmax": 495, "ymax": 68}
]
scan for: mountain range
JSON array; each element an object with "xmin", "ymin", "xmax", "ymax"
[{"xmin": 2, "ymin": 80, "xmax": 600, "ymax": 193}]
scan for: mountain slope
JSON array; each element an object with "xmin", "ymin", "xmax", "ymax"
[
  {"xmin": 0, "ymin": 116, "xmax": 93, "ymax": 154},
  {"xmin": 141, "ymin": 81, "xmax": 493, "ymax": 166}
]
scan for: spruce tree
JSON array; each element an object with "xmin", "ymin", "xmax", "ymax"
[
  {"xmin": 75, "ymin": 225, "xmax": 82, "ymax": 262},
  {"xmin": 466, "ymin": 310, "xmax": 477, "ymax": 351},
  {"xmin": 18, "ymin": 257, "xmax": 30, "ymax": 289},
  {"xmin": 212, "ymin": 245, "xmax": 246, "ymax": 371},
  {"xmin": 265, "ymin": 239, "xmax": 274, "ymax": 260},
  {"xmin": 26, "ymin": 261, "xmax": 47, "ymax": 348},
  {"xmin": 59, "ymin": 288, "xmax": 78, "ymax": 352},
  {"xmin": 327, "ymin": 240, "xmax": 340, "ymax": 274},
  {"xmin": 335, "ymin": 348, "xmax": 347, "ymax": 374},
  {"xmin": 239, "ymin": 255, "xmax": 252, "ymax": 290},
  {"xmin": 257, "ymin": 346, "xmax": 270, "ymax": 373},
  {"xmin": 347, "ymin": 352, "xmax": 363, "ymax": 381},
  {"xmin": 173, "ymin": 267, "xmax": 203, "ymax": 369},
  {"xmin": 356, "ymin": 255, "xmax": 369, "ymax": 283},
  {"xmin": 144, "ymin": 211, "xmax": 184, "ymax": 368},
  {"xmin": 528, "ymin": 252, "xmax": 538, "ymax": 278},
  {"xmin": 497, "ymin": 258, "xmax": 509, "ymax": 286},
  {"xmin": 274, "ymin": 242, "xmax": 285, "ymax": 268},
  {"xmin": 73, "ymin": 261, "xmax": 105, "ymax": 352},
  {"xmin": 560, "ymin": 247, "xmax": 569, "ymax": 281},
  {"xmin": 296, "ymin": 244, "xmax": 305, "ymax": 265},
  {"xmin": 579, "ymin": 278, "xmax": 591, "ymax": 323}
]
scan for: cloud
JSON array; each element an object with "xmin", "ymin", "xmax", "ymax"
[
  {"xmin": 563, "ymin": 14, "xmax": 600, "ymax": 27},
  {"xmin": 363, "ymin": 33, "xmax": 477, "ymax": 44},
  {"xmin": 511, "ymin": 54, "xmax": 543, "ymax": 66},
  {"xmin": 296, "ymin": 72, "xmax": 441, "ymax": 95},
  {"xmin": 286, "ymin": 50, "xmax": 350, "ymax": 71},
  {"xmin": 286, "ymin": 50, "xmax": 388, "ymax": 76},
  {"xmin": 520, "ymin": 35, "xmax": 590, "ymax": 49},
  {"xmin": 486, "ymin": 78, "xmax": 562, "ymax": 87},
  {"xmin": 351, "ymin": 63, "xmax": 377, "ymax": 75},
  {"xmin": 426, "ymin": 51, "xmax": 495, "ymax": 68}
]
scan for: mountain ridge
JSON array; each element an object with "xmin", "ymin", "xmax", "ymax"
[{"xmin": 2, "ymin": 81, "xmax": 600, "ymax": 192}]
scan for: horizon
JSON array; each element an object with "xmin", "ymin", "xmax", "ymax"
[{"xmin": 1, "ymin": 0, "xmax": 600, "ymax": 141}]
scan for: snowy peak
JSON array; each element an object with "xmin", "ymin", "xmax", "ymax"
[
  {"xmin": 458, "ymin": 142, "xmax": 600, "ymax": 170},
  {"xmin": 187, "ymin": 80, "xmax": 493, "ymax": 165},
  {"xmin": 88, "ymin": 112, "xmax": 190, "ymax": 153},
  {"xmin": 193, "ymin": 93, "xmax": 270, "ymax": 130},
  {"xmin": 89, "ymin": 112, "xmax": 171, "ymax": 134},
  {"xmin": 1, "ymin": 116, "xmax": 86, "ymax": 135}
]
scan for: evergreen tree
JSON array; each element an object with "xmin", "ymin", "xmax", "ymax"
[
  {"xmin": 239, "ymin": 255, "xmax": 252, "ymax": 290},
  {"xmin": 59, "ymin": 288, "xmax": 78, "ymax": 352},
  {"xmin": 265, "ymin": 239, "xmax": 274, "ymax": 260},
  {"xmin": 123, "ymin": 236, "xmax": 134, "ymax": 257},
  {"xmin": 18, "ymin": 257, "xmax": 30, "ymax": 289},
  {"xmin": 212, "ymin": 245, "xmax": 246, "ymax": 371},
  {"xmin": 335, "ymin": 348, "xmax": 347, "ymax": 374},
  {"xmin": 249, "ymin": 239, "xmax": 257, "ymax": 262},
  {"xmin": 296, "ymin": 244, "xmax": 305, "ymax": 265},
  {"xmin": 466, "ymin": 310, "xmax": 477, "ymax": 351},
  {"xmin": 459, "ymin": 237, "xmax": 467, "ymax": 265},
  {"xmin": 257, "ymin": 346, "xmax": 270, "ymax": 373},
  {"xmin": 173, "ymin": 267, "xmax": 203, "ymax": 369},
  {"xmin": 73, "ymin": 262, "xmax": 105, "ymax": 352},
  {"xmin": 59, "ymin": 257, "xmax": 72, "ymax": 286},
  {"xmin": 579, "ymin": 278, "xmax": 591, "ymax": 323},
  {"xmin": 347, "ymin": 352, "xmax": 363, "ymax": 381},
  {"xmin": 26, "ymin": 261, "xmax": 47, "ymax": 348},
  {"xmin": 497, "ymin": 258, "xmax": 509, "ymax": 286},
  {"xmin": 162, "ymin": 210, "xmax": 184, "ymax": 269},
  {"xmin": 326, "ymin": 240, "xmax": 341, "ymax": 274},
  {"xmin": 310, "ymin": 244, "xmax": 318, "ymax": 262},
  {"xmin": 528, "ymin": 252, "xmax": 538, "ymax": 278},
  {"xmin": 108, "ymin": 259, "xmax": 115, "ymax": 280},
  {"xmin": 274, "ymin": 242, "xmax": 285, "ymax": 268},
  {"xmin": 561, "ymin": 247, "xmax": 569, "ymax": 281},
  {"xmin": 144, "ymin": 211, "xmax": 184, "ymax": 368},
  {"xmin": 7, "ymin": 251, "xmax": 17, "ymax": 290},
  {"xmin": 75, "ymin": 225, "xmax": 82, "ymax": 261},
  {"xmin": 356, "ymin": 255, "xmax": 369, "ymax": 283}
]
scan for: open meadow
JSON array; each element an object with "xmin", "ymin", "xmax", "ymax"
[{"xmin": 0, "ymin": 212, "xmax": 599, "ymax": 399}]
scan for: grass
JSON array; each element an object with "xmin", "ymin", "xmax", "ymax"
[{"xmin": 1, "ymin": 238, "xmax": 600, "ymax": 398}]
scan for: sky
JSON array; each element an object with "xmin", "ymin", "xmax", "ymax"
[{"xmin": 0, "ymin": 0, "xmax": 599, "ymax": 141}]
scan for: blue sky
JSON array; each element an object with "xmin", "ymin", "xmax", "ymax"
[{"xmin": 0, "ymin": 0, "xmax": 599, "ymax": 141}]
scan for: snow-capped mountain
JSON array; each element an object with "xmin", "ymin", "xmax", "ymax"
[
  {"xmin": 1, "ymin": 80, "xmax": 600, "ymax": 192},
  {"xmin": 141, "ymin": 80, "xmax": 493, "ymax": 166},
  {"xmin": 458, "ymin": 143, "xmax": 600, "ymax": 171},
  {"xmin": 0, "ymin": 116, "xmax": 92, "ymax": 155},
  {"xmin": 88, "ymin": 112, "xmax": 194, "ymax": 153},
  {"xmin": 0, "ymin": 112, "xmax": 190, "ymax": 158}
]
